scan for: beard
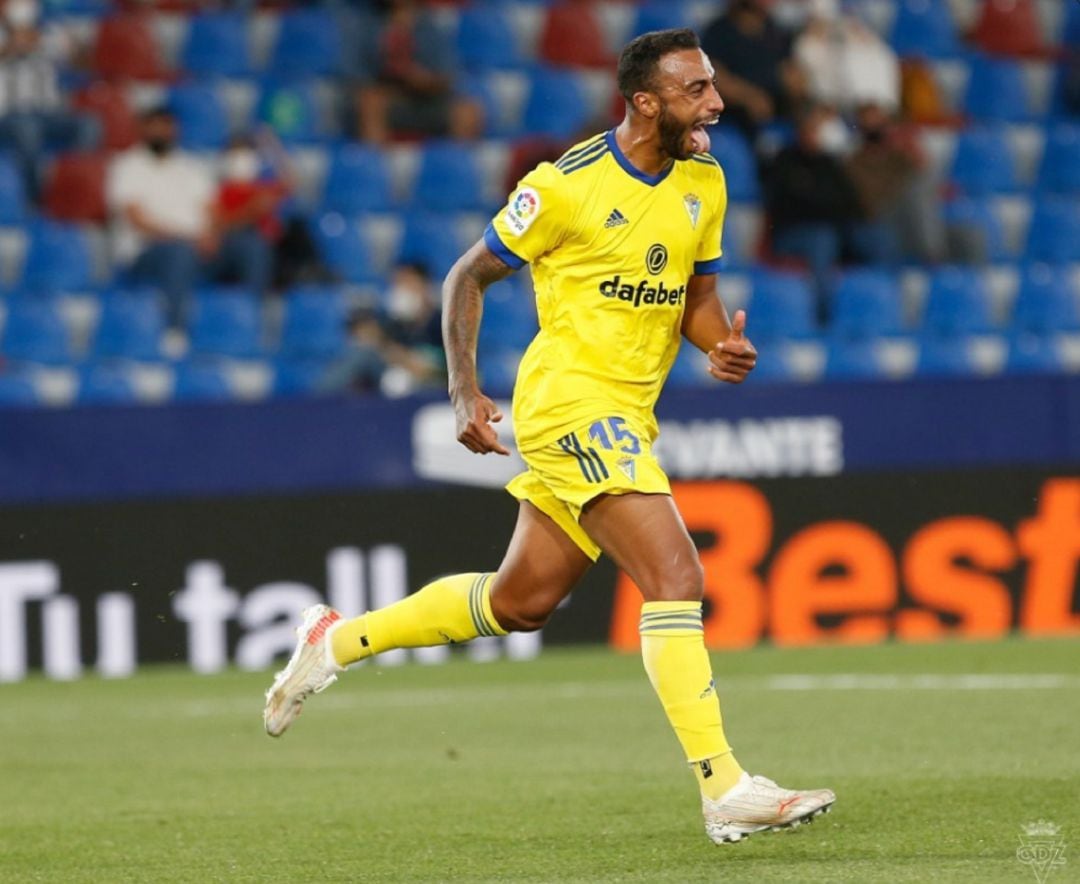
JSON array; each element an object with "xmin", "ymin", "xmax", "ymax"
[{"xmin": 658, "ymin": 102, "xmax": 694, "ymax": 161}]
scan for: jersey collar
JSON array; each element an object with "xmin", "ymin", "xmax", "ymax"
[{"xmin": 605, "ymin": 129, "xmax": 674, "ymax": 187}]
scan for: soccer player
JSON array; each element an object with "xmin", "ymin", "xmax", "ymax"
[{"xmin": 265, "ymin": 28, "xmax": 835, "ymax": 845}]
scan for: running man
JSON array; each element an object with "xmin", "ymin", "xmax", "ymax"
[{"xmin": 265, "ymin": 28, "xmax": 835, "ymax": 845}]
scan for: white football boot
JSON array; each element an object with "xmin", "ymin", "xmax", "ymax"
[
  {"xmin": 703, "ymin": 772, "xmax": 835, "ymax": 844},
  {"xmin": 264, "ymin": 604, "xmax": 345, "ymax": 737}
]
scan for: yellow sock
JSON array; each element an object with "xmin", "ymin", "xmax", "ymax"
[
  {"xmin": 330, "ymin": 572, "xmax": 507, "ymax": 667},
  {"xmin": 639, "ymin": 601, "xmax": 744, "ymax": 800}
]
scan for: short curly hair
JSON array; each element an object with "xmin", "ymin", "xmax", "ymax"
[{"xmin": 616, "ymin": 28, "xmax": 701, "ymax": 102}]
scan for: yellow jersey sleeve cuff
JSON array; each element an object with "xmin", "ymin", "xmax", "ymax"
[
  {"xmin": 693, "ymin": 257, "xmax": 723, "ymax": 275},
  {"xmin": 484, "ymin": 223, "xmax": 526, "ymax": 270}
]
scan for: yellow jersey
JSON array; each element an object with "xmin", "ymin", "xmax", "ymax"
[{"xmin": 484, "ymin": 129, "xmax": 727, "ymax": 453}]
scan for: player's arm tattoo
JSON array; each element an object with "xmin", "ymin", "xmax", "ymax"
[{"xmin": 442, "ymin": 240, "xmax": 515, "ymax": 396}]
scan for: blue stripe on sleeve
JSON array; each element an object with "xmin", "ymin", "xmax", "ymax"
[
  {"xmin": 693, "ymin": 257, "xmax": 723, "ymax": 275},
  {"xmin": 483, "ymin": 223, "xmax": 526, "ymax": 270}
]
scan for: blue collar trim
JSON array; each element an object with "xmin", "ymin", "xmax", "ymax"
[{"xmin": 605, "ymin": 130, "xmax": 674, "ymax": 187}]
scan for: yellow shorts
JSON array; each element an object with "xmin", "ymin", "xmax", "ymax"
[{"xmin": 506, "ymin": 415, "xmax": 671, "ymax": 561}]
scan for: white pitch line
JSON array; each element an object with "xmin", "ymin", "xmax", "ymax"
[
  {"xmin": 764, "ymin": 673, "xmax": 1080, "ymax": 691},
  {"xmin": 171, "ymin": 673, "xmax": 1079, "ymax": 718}
]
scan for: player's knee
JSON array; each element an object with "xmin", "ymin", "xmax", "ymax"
[
  {"xmin": 642, "ymin": 558, "xmax": 704, "ymax": 603},
  {"xmin": 490, "ymin": 594, "xmax": 556, "ymax": 633}
]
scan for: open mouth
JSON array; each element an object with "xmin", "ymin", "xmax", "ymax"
[{"xmin": 690, "ymin": 117, "xmax": 720, "ymax": 154}]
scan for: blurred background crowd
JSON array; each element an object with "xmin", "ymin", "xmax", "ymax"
[{"xmin": 0, "ymin": 0, "xmax": 1076, "ymax": 406}]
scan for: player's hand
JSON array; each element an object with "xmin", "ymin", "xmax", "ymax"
[
  {"xmin": 708, "ymin": 310, "xmax": 757, "ymax": 383},
  {"xmin": 453, "ymin": 390, "xmax": 511, "ymax": 456}
]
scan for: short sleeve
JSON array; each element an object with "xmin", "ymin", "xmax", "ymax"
[
  {"xmin": 484, "ymin": 163, "xmax": 570, "ymax": 270},
  {"xmin": 693, "ymin": 166, "xmax": 728, "ymax": 275},
  {"xmin": 106, "ymin": 153, "xmax": 139, "ymax": 213}
]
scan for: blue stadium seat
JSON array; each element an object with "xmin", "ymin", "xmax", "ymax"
[
  {"xmin": 916, "ymin": 335, "xmax": 981, "ymax": 377},
  {"xmin": 321, "ymin": 144, "xmax": 394, "ymax": 214},
  {"xmin": 460, "ymin": 73, "xmax": 513, "ymax": 138},
  {"xmin": 41, "ymin": 0, "xmax": 110, "ymax": 16},
  {"xmin": 272, "ymin": 357, "xmax": 333, "ymax": 397},
  {"xmin": 279, "ymin": 286, "xmax": 348, "ymax": 360},
  {"xmin": 1011, "ymin": 263, "xmax": 1080, "ymax": 333},
  {"xmin": 312, "ymin": 213, "xmax": 382, "ymax": 286},
  {"xmin": 456, "ymin": 6, "xmax": 522, "ymax": 72},
  {"xmin": 964, "ymin": 55, "xmax": 1035, "ymax": 123},
  {"xmin": 746, "ymin": 270, "xmax": 816, "ymax": 340},
  {"xmin": 92, "ymin": 290, "xmax": 165, "ymax": 361},
  {"xmin": 631, "ymin": 2, "xmax": 694, "ymax": 38},
  {"xmin": 1036, "ymin": 123, "xmax": 1080, "ymax": 194},
  {"xmin": 708, "ymin": 127, "xmax": 759, "ymax": 202},
  {"xmin": 476, "ymin": 346, "xmax": 522, "ymax": 396},
  {"xmin": 478, "ymin": 278, "xmax": 537, "ymax": 351},
  {"xmin": 77, "ymin": 362, "xmax": 138, "ymax": 405},
  {"xmin": 257, "ymin": 79, "xmax": 325, "ymax": 145},
  {"xmin": 170, "ymin": 82, "xmax": 230, "ymax": 150},
  {"xmin": 523, "ymin": 68, "xmax": 590, "ymax": 141},
  {"xmin": 181, "ymin": 12, "xmax": 253, "ymax": 78},
  {"xmin": 0, "ymin": 371, "xmax": 39, "ymax": 407},
  {"xmin": 397, "ymin": 211, "xmax": 467, "ymax": 280},
  {"xmin": 1005, "ymin": 332, "xmax": 1066, "ymax": 375},
  {"xmin": 411, "ymin": 141, "xmax": 488, "ymax": 213},
  {"xmin": 829, "ymin": 270, "xmax": 904, "ymax": 339},
  {"xmin": 1025, "ymin": 198, "xmax": 1080, "ymax": 262},
  {"xmin": 824, "ymin": 339, "xmax": 889, "ymax": 380},
  {"xmin": 943, "ymin": 197, "xmax": 1009, "ymax": 261},
  {"xmin": 950, "ymin": 127, "xmax": 1017, "ymax": 195},
  {"xmin": 0, "ymin": 153, "xmax": 27, "ymax": 225},
  {"xmin": 922, "ymin": 268, "xmax": 995, "ymax": 336},
  {"xmin": 890, "ymin": 0, "xmax": 961, "ymax": 57},
  {"xmin": 172, "ymin": 360, "xmax": 234, "ymax": 402},
  {"xmin": 666, "ymin": 344, "xmax": 713, "ymax": 388},
  {"xmin": 748, "ymin": 348, "xmax": 802, "ymax": 383},
  {"xmin": 188, "ymin": 288, "xmax": 264, "ymax": 359},
  {"xmin": 18, "ymin": 220, "xmax": 94, "ymax": 293},
  {"xmin": 1063, "ymin": 2, "xmax": 1080, "ymax": 50},
  {"xmin": 269, "ymin": 9, "xmax": 343, "ymax": 78},
  {"xmin": 0, "ymin": 297, "xmax": 72, "ymax": 364}
]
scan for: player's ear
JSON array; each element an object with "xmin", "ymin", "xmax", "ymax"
[{"xmin": 633, "ymin": 90, "xmax": 660, "ymax": 119}]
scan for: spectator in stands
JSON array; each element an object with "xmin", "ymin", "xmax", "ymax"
[
  {"xmin": 107, "ymin": 107, "xmax": 272, "ymax": 327},
  {"xmin": 381, "ymin": 261, "xmax": 444, "ymax": 370},
  {"xmin": 846, "ymin": 103, "xmax": 983, "ymax": 265},
  {"xmin": 0, "ymin": 0, "xmax": 97, "ymax": 199},
  {"xmin": 766, "ymin": 104, "xmax": 893, "ymax": 317},
  {"xmin": 793, "ymin": 0, "xmax": 899, "ymax": 116},
  {"xmin": 214, "ymin": 130, "xmax": 325, "ymax": 290},
  {"xmin": 353, "ymin": 0, "xmax": 482, "ymax": 144},
  {"xmin": 700, "ymin": 0, "xmax": 806, "ymax": 141},
  {"xmin": 319, "ymin": 273, "xmax": 443, "ymax": 398}
]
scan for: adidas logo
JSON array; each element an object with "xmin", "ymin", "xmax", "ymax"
[{"xmin": 604, "ymin": 208, "xmax": 629, "ymax": 228}]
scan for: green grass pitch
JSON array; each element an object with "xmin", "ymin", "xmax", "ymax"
[{"xmin": 2, "ymin": 638, "xmax": 1077, "ymax": 883}]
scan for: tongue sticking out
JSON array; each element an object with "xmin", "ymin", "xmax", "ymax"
[{"xmin": 690, "ymin": 125, "xmax": 711, "ymax": 154}]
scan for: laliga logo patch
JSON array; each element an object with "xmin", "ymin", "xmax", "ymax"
[{"xmin": 505, "ymin": 187, "xmax": 540, "ymax": 236}]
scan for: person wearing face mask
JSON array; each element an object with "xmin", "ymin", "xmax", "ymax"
[
  {"xmin": 106, "ymin": 108, "xmax": 274, "ymax": 327},
  {"xmin": 0, "ymin": 0, "xmax": 98, "ymax": 199},
  {"xmin": 213, "ymin": 131, "xmax": 324, "ymax": 290},
  {"xmin": 765, "ymin": 103, "xmax": 893, "ymax": 320},
  {"xmin": 381, "ymin": 262, "xmax": 443, "ymax": 358}
]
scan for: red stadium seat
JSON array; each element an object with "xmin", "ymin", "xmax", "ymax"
[
  {"xmin": 969, "ymin": 0, "xmax": 1045, "ymax": 58},
  {"xmin": 538, "ymin": 1, "xmax": 613, "ymax": 70},
  {"xmin": 72, "ymin": 81, "xmax": 139, "ymax": 151},
  {"xmin": 43, "ymin": 152, "xmax": 108, "ymax": 224},
  {"xmin": 93, "ymin": 14, "xmax": 169, "ymax": 81}
]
